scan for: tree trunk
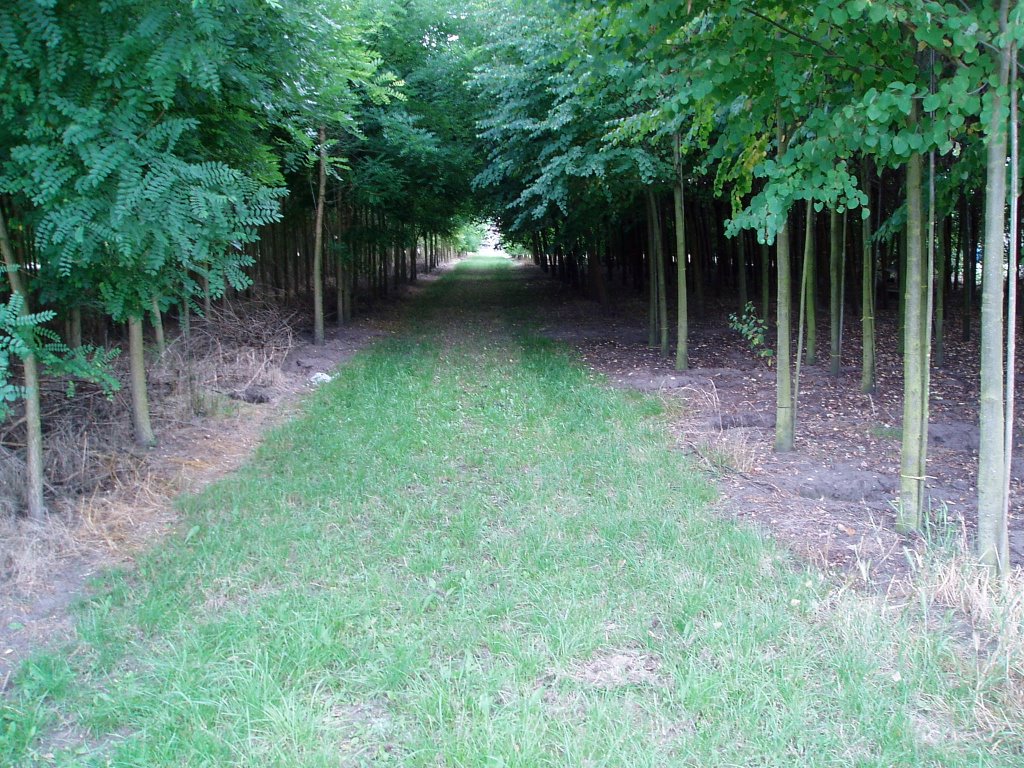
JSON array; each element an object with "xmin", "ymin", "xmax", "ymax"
[
  {"xmin": 761, "ymin": 243, "xmax": 771, "ymax": 319},
  {"xmin": 645, "ymin": 190, "xmax": 659, "ymax": 348},
  {"xmin": 180, "ymin": 298, "xmax": 190, "ymax": 340},
  {"xmin": 589, "ymin": 236, "xmax": 609, "ymax": 305},
  {"xmin": 978, "ymin": 1, "xmax": 1012, "ymax": 572},
  {"xmin": 829, "ymin": 208, "xmax": 843, "ymax": 377},
  {"xmin": 737, "ymin": 232, "xmax": 748, "ymax": 309},
  {"xmin": 313, "ymin": 126, "xmax": 327, "ymax": 346},
  {"xmin": 69, "ymin": 307, "xmax": 82, "ymax": 350},
  {"xmin": 1002, "ymin": 48, "xmax": 1020, "ymax": 584},
  {"xmin": 803, "ymin": 205, "xmax": 817, "ymax": 365},
  {"xmin": 0, "ymin": 208, "xmax": 45, "ymax": 520},
  {"xmin": 775, "ymin": 119, "xmax": 794, "ymax": 452},
  {"xmin": 934, "ymin": 216, "xmax": 949, "ymax": 367},
  {"xmin": 862, "ymin": 163, "xmax": 877, "ymax": 392},
  {"xmin": 899, "ymin": 129, "xmax": 928, "ymax": 533},
  {"xmin": 150, "ymin": 296, "xmax": 165, "ymax": 357},
  {"xmin": 672, "ymin": 151, "xmax": 689, "ymax": 371},
  {"xmin": 127, "ymin": 315, "xmax": 156, "ymax": 447},
  {"xmin": 654, "ymin": 198, "xmax": 669, "ymax": 356},
  {"xmin": 963, "ymin": 194, "xmax": 975, "ymax": 342}
]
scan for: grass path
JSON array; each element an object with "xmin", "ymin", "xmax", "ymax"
[{"xmin": 2, "ymin": 256, "xmax": 1016, "ymax": 766}]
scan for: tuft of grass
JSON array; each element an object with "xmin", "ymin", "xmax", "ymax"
[
  {"xmin": 870, "ymin": 422, "xmax": 903, "ymax": 441},
  {"xmin": 2, "ymin": 255, "xmax": 1021, "ymax": 766}
]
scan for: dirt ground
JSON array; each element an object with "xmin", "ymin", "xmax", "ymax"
[
  {"xmin": 1, "ymin": 256, "xmax": 1019, "ymax": 688},
  {"xmin": 533, "ymin": 270, "xmax": 1023, "ymax": 590}
]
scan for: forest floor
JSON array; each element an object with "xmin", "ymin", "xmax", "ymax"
[
  {"xmin": 540, "ymin": 278, "xmax": 1024, "ymax": 589},
  {"xmin": 1, "ymin": 254, "xmax": 1021, "ymax": 766}
]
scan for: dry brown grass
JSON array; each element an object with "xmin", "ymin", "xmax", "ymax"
[
  {"xmin": 693, "ymin": 429, "xmax": 760, "ymax": 474},
  {"xmin": 0, "ymin": 297, "xmax": 299, "ymax": 591},
  {"xmin": 0, "ymin": 445, "xmax": 24, "ymax": 518},
  {"xmin": 906, "ymin": 539, "xmax": 1024, "ymax": 738},
  {"xmin": 673, "ymin": 383, "xmax": 763, "ymax": 474},
  {"xmin": 0, "ymin": 514, "xmax": 80, "ymax": 590}
]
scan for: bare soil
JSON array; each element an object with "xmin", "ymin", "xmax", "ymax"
[{"xmin": 533, "ymin": 267, "xmax": 1022, "ymax": 589}]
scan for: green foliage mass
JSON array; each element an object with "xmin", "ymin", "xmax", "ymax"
[
  {"xmin": 473, "ymin": 0, "xmax": 1019, "ymax": 246},
  {"xmin": 0, "ymin": 0, "xmax": 489, "ymax": 411}
]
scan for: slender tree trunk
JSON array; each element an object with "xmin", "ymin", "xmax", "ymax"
[
  {"xmin": 963, "ymin": 194, "xmax": 975, "ymax": 342},
  {"xmin": 803, "ymin": 205, "xmax": 817, "ymax": 365},
  {"xmin": 127, "ymin": 315, "xmax": 156, "ymax": 447},
  {"xmin": 761, "ymin": 243, "xmax": 771, "ymax": 319},
  {"xmin": 691, "ymin": 204, "xmax": 705, "ymax": 315},
  {"xmin": 672, "ymin": 145, "xmax": 689, "ymax": 370},
  {"xmin": 978, "ymin": 3, "xmax": 1012, "ymax": 572},
  {"xmin": 861, "ymin": 162, "xmax": 877, "ymax": 392},
  {"xmin": 589, "ymin": 236, "xmax": 609, "ymax": 304},
  {"xmin": 180, "ymin": 298, "xmax": 190, "ymax": 340},
  {"xmin": 653, "ymin": 196, "xmax": 669, "ymax": 356},
  {"xmin": 793, "ymin": 204, "xmax": 811, "ymax": 437},
  {"xmin": 1001, "ymin": 48, "xmax": 1020, "ymax": 584},
  {"xmin": 646, "ymin": 190, "xmax": 659, "ymax": 348},
  {"xmin": 69, "ymin": 307, "xmax": 82, "ymax": 349},
  {"xmin": 150, "ymin": 296, "xmax": 165, "ymax": 357},
  {"xmin": 313, "ymin": 126, "xmax": 327, "ymax": 346},
  {"xmin": 336, "ymin": 255, "xmax": 346, "ymax": 325},
  {"xmin": 737, "ymin": 232, "xmax": 748, "ymax": 309},
  {"xmin": 829, "ymin": 209, "xmax": 843, "ymax": 377},
  {"xmin": 899, "ymin": 126, "xmax": 927, "ymax": 532},
  {"xmin": 0, "ymin": 208, "xmax": 45, "ymax": 519},
  {"xmin": 934, "ymin": 216, "xmax": 949, "ymax": 367},
  {"xmin": 775, "ymin": 118, "xmax": 794, "ymax": 452}
]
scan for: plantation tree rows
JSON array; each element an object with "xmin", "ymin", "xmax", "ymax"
[
  {"xmin": 1, "ymin": 0, "xmax": 1023, "ymax": 577},
  {"xmin": 472, "ymin": 0, "xmax": 1023, "ymax": 576},
  {"xmin": 1, "ymin": 0, "xmax": 484, "ymax": 518}
]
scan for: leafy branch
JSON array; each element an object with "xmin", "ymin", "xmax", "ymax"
[{"xmin": 728, "ymin": 301, "xmax": 774, "ymax": 365}]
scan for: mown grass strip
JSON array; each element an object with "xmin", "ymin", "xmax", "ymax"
[{"xmin": 1, "ymin": 256, "xmax": 1017, "ymax": 766}]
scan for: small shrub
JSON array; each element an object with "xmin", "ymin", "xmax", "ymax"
[{"xmin": 727, "ymin": 301, "xmax": 773, "ymax": 364}]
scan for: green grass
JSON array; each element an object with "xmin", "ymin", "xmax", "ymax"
[{"xmin": 2, "ymin": 255, "xmax": 1018, "ymax": 766}]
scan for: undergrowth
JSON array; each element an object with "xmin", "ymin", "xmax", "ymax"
[{"xmin": 0, "ymin": 298, "xmax": 296, "ymax": 589}]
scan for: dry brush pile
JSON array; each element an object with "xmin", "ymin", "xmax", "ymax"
[{"xmin": 0, "ymin": 298, "xmax": 298, "ymax": 589}]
